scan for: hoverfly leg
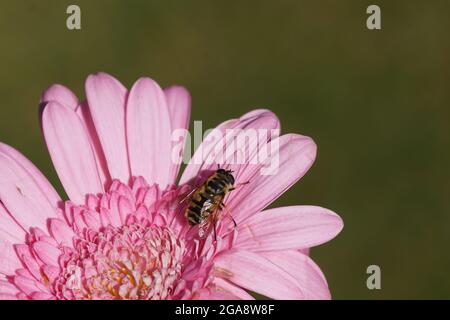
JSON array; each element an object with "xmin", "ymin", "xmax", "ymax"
[{"xmin": 220, "ymin": 202, "xmax": 238, "ymax": 229}]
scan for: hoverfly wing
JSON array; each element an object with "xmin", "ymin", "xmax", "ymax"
[
  {"xmin": 198, "ymin": 218, "xmax": 213, "ymax": 239},
  {"xmin": 198, "ymin": 208, "xmax": 220, "ymax": 240}
]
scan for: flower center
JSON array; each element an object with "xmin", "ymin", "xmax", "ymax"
[{"xmin": 57, "ymin": 223, "xmax": 185, "ymax": 300}]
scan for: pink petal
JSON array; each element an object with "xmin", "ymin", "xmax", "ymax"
[
  {"xmin": 82, "ymin": 210, "xmax": 101, "ymax": 231},
  {"xmin": 40, "ymin": 84, "xmax": 79, "ymax": 110},
  {"xmin": 126, "ymin": 77, "xmax": 172, "ymax": 187},
  {"xmin": 42, "ymin": 101, "xmax": 104, "ymax": 204},
  {"xmin": 0, "ymin": 279, "xmax": 19, "ymax": 296},
  {"xmin": 194, "ymin": 287, "xmax": 246, "ymax": 300},
  {"xmin": 30, "ymin": 292, "xmax": 55, "ymax": 300},
  {"xmin": 214, "ymin": 249, "xmax": 304, "ymax": 299},
  {"xmin": 85, "ymin": 72, "xmax": 130, "ymax": 183},
  {"xmin": 0, "ymin": 246, "xmax": 22, "ymax": 277},
  {"xmin": 227, "ymin": 134, "xmax": 317, "ymax": 224},
  {"xmin": 76, "ymin": 101, "xmax": 111, "ymax": 187},
  {"xmin": 15, "ymin": 269, "xmax": 33, "ymax": 278},
  {"xmin": 235, "ymin": 206, "xmax": 343, "ymax": 252},
  {"xmin": 179, "ymin": 118, "xmax": 235, "ymax": 185},
  {"xmin": 40, "ymin": 84, "xmax": 111, "ymax": 189},
  {"xmin": 32, "ymin": 241, "xmax": 61, "ymax": 267},
  {"xmin": 14, "ymin": 244, "xmax": 41, "ymax": 281},
  {"xmin": 48, "ymin": 218, "xmax": 76, "ymax": 247},
  {"xmin": 0, "ymin": 152, "xmax": 59, "ymax": 231},
  {"xmin": 215, "ymin": 111, "xmax": 280, "ymax": 179},
  {"xmin": 42, "ymin": 265, "xmax": 60, "ymax": 283},
  {"xmin": 0, "ymin": 211, "xmax": 23, "ymax": 275},
  {"xmin": 213, "ymin": 277, "xmax": 254, "ymax": 300},
  {"xmin": 108, "ymin": 192, "xmax": 122, "ymax": 224},
  {"xmin": 73, "ymin": 210, "xmax": 88, "ymax": 232},
  {"xmin": 300, "ymin": 248, "xmax": 310, "ymax": 255},
  {"xmin": 13, "ymin": 276, "xmax": 48, "ymax": 296},
  {"xmin": 101, "ymin": 206, "xmax": 121, "ymax": 228},
  {"xmin": 0, "ymin": 143, "xmax": 61, "ymax": 212},
  {"xmin": 164, "ymin": 86, "xmax": 191, "ymax": 184},
  {"xmin": 0, "ymin": 203, "xmax": 26, "ymax": 243},
  {"xmin": 261, "ymin": 250, "xmax": 331, "ymax": 300},
  {"xmin": 0, "ymin": 293, "xmax": 18, "ymax": 300},
  {"xmin": 99, "ymin": 208, "xmax": 112, "ymax": 227},
  {"xmin": 118, "ymin": 195, "xmax": 133, "ymax": 223},
  {"xmin": 180, "ymin": 109, "xmax": 279, "ymax": 184}
]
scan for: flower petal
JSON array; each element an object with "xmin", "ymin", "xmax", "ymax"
[
  {"xmin": 0, "ymin": 152, "xmax": 59, "ymax": 231},
  {"xmin": 14, "ymin": 244, "xmax": 41, "ymax": 281},
  {"xmin": 165, "ymin": 86, "xmax": 191, "ymax": 184},
  {"xmin": 213, "ymin": 277, "xmax": 254, "ymax": 300},
  {"xmin": 42, "ymin": 101, "xmax": 104, "ymax": 203},
  {"xmin": 0, "ymin": 293, "xmax": 18, "ymax": 300},
  {"xmin": 0, "ymin": 143, "xmax": 61, "ymax": 210},
  {"xmin": 227, "ymin": 134, "xmax": 317, "ymax": 224},
  {"xmin": 41, "ymin": 84, "xmax": 111, "ymax": 188},
  {"xmin": 0, "ymin": 208, "xmax": 23, "ymax": 276},
  {"xmin": 261, "ymin": 250, "xmax": 331, "ymax": 300},
  {"xmin": 40, "ymin": 84, "xmax": 79, "ymax": 110},
  {"xmin": 48, "ymin": 218, "xmax": 76, "ymax": 247},
  {"xmin": 127, "ymin": 78, "xmax": 172, "ymax": 187},
  {"xmin": 180, "ymin": 109, "xmax": 279, "ymax": 185},
  {"xmin": 0, "ymin": 203, "xmax": 26, "ymax": 243},
  {"xmin": 13, "ymin": 276, "xmax": 47, "ymax": 296},
  {"xmin": 0, "ymin": 202, "xmax": 27, "ymax": 277},
  {"xmin": 0, "ymin": 279, "xmax": 20, "ymax": 296},
  {"xmin": 32, "ymin": 241, "xmax": 61, "ymax": 267},
  {"xmin": 235, "ymin": 206, "xmax": 343, "ymax": 251},
  {"xmin": 214, "ymin": 249, "xmax": 304, "ymax": 299},
  {"xmin": 194, "ymin": 285, "xmax": 251, "ymax": 300},
  {"xmin": 76, "ymin": 101, "xmax": 111, "ymax": 188},
  {"xmin": 85, "ymin": 72, "xmax": 130, "ymax": 183},
  {"xmin": 30, "ymin": 292, "xmax": 55, "ymax": 300}
]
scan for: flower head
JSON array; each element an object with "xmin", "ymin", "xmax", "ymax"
[{"xmin": 0, "ymin": 73, "xmax": 343, "ymax": 300}]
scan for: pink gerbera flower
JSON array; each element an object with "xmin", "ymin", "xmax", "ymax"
[{"xmin": 0, "ymin": 72, "xmax": 343, "ymax": 300}]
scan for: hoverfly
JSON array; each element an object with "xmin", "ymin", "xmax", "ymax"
[{"xmin": 182, "ymin": 168, "xmax": 248, "ymax": 240}]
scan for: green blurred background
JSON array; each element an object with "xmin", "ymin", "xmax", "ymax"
[{"xmin": 0, "ymin": 0, "xmax": 449, "ymax": 299}]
